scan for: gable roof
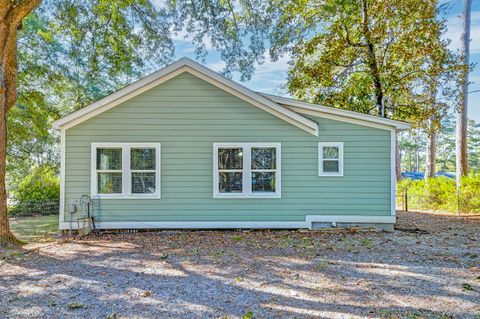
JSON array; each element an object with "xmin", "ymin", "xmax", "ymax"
[
  {"xmin": 52, "ymin": 57, "xmax": 319, "ymax": 135},
  {"xmin": 52, "ymin": 57, "xmax": 410, "ymax": 132},
  {"xmin": 261, "ymin": 94, "xmax": 410, "ymax": 131}
]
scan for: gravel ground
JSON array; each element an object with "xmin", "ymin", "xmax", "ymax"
[{"xmin": 1, "ymin": 211, "xmax": 479, "ymax": 319}]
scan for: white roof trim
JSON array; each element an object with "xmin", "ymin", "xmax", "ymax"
[
  {"xmin": 261, "ymin": 93, "xmax": 410, "ymax": 131},
  {"xmin": 52, "ymin": 58, "xmax": 319, "ymax": 135}
]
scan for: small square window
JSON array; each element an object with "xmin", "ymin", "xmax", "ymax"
[{"xmin": 319, "ymin": 142, "xmax": 343, "ymax": 176}]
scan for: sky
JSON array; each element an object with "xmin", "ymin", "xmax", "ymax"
[{"xmin": 167, "ymin": 1, "xmax": 480, "ymax": 122}]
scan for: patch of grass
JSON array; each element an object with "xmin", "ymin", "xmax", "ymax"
[
  {"xmin": 243, "ymin": 310, "xmax": 254, "ymax": 319},
  {"xmin": 360, "ymin": 238, "xmax": 375, "ymax": 249},
  {"xmin": 209, "ymin": 249, "xmax": 225, "ymax": 261},
  {"xmin": 462, "ymin": 283, "xmax": 474, "ymax": 291},
  {"xmin": 9, "ymin": 215, "xmax": 59, "ymax": 243},
  {"xmin": 232, "ymin": 235, "xmax": 244, "ymax": 242},
  {"xmin": 67, "ymin": 302, "xmax": 85, "ymax": 310}
]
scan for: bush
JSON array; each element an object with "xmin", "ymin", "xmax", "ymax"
[
  {"xmin": 398, "ymin": 174, "xmax": 480, "ymax": 214},
  {"xmin": 9, "ymin": 165, "xmax": 60, "ymax": 216}
]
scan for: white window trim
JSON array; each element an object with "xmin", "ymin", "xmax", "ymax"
[
  {"xmin": 91, "ymin": 143, "xmax": 161, "ymax": 199},
  {"xmin": 213, "ymin": 143, "xmax": 281, "ymax": 198},
  {"xmin": 318, "ymin": 142, "xmax": 344, "ymax": 177}
]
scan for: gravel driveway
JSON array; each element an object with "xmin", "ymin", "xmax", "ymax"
[{"xmin": 1, "ymin": 211, "xmax": 479, "ymax": 319}]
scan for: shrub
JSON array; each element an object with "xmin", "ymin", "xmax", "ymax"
[
  {"xmin": 9, "ymin": 165, "xmax": 60, "ymax": 216},
  {"xmin": 459, "ymin": 174, "xmax": 480, "ymax": 213},
  {"xmin": 398, "ymin": 174, "xmax": 480, "ymax": 214}
]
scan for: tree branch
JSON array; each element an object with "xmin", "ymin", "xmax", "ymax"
[
  {"xmin": 12, "ymin": 0, "xmax": 42, "ymax": 25},
  {"xmin": 226, "ymin": 0, "xmax": 240, "ymax": 41},
  {"xmin": 342, "ymin": 23, "xmax": 365, "ymax": 48}
]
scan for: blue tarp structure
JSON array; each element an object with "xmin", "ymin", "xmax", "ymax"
[{"xmin": 401, "ymin": 171, "xmax": 455, "ymax": 180}]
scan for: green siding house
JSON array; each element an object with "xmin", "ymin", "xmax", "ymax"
[{"xmin": 53, "ymin": 58, "xmax": 409, "ymax": 231}]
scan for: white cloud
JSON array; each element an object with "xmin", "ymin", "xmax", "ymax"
[
  {"xmin": 150, "ymin": 0, "xmax": 168, "ymax": 9},
  {"xmin": 171, "ymin": 26, "xmax": 214, "ymax": 51},
  {"xmin": 239, "ymin": 54, "xmax": 291, "ymax": 95},
  {"xmin": 206, "ymin": 60, "xmax": 226, "ymax": 73}
]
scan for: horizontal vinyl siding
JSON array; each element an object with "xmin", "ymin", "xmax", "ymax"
[{"xmin": 64, "ymin": 72, "xmax": 392, "ymax": 223}]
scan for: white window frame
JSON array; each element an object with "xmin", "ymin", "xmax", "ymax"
[
  {"xmin": 91, "ymin": 143, "xmax": 161, "ymax": 199},
  {"xmin": 213, "ymin": 143, "xmax": 281, "ymax": 198},
  {"xmin": 318, "ymin": 142, "xmax": 344, "ymax": 177}
]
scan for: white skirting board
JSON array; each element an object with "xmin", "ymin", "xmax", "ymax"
[{"xmin": 59, "ymin": 215, "xmax": 396, "ymax": 230}]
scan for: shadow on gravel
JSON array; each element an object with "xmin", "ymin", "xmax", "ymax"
[{"xmin": 1, "ymin": 211, "xmax": 479, "ymax": 319}]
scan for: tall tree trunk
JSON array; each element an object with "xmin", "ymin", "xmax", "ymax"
[
  {"xmin": 425, "ymin": 79, "xmax": 439, "ymax": 179},
  {"xmin": 0, "ymin": 90, "xmax": 14, "ymax": 246},
  {"xmin": 456, "ymin": 0, "xmax": 471, "ymax": 184},
  {"xmin": 361, "ymin": 0, "xmax": 384, "ymax": 116},
  {"xmin": 0, "ymin": 7, "xmax": 17, "ymax": 246},
  {"xmin": 0, "ymin": 0, "xmax": 42, "ymax": 246},
  {"xmin": 425, "ymin": 131, "xmax": 437, "ymax": 178},
  {"xmin": 395, "ymin": 133, "xmax": 401, "ymax": 181}
]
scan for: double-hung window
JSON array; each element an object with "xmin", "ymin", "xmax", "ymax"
[
  {"xmin": 92, "ymin": 143, "xmax": 161, "ymax": 198},
  {"xmin": 213, "ymin": 143, "xmax": 281, "ymax": 198},
  {"xmin": 318, "ymin": 142, "xmax": 343, "ymax": 176}
]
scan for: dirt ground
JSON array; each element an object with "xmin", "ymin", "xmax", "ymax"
[{"xmin": 1, "ymin": 211, "xmax": 479, "ymax": 319}]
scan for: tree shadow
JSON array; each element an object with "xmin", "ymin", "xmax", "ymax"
[{"xmin": 1, "ymin": 218, "xmax": 479, "ymax": 319}]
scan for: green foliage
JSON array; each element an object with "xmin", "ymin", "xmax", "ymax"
[
  {"xmin": 9, "ymin": 0, "xmax": 181, "ymax": 193},
  {"xmin": 397, "ymin": 175, "xmax": 480, "ymax": 213},
  {"xmin": 268, "ymin": 0, "xmax": 460, "ymax": 127},
  {"xmin": 9, "ymin": 166, "xmax": 60, "ymax": 216},
  {"xmin": 14, "ymin": 165, "xmax": 60, "ymax": 203},
  {"xmin": 243, "ymin": 310, "xmax": 254, "ymax": 319},
  {"xmin": 167, "ymin": 0, "xmax": 269, "ymax": 80},
  {"xmin": 399, "ymin": 118, "xmax": 480, "ymax": 173}
]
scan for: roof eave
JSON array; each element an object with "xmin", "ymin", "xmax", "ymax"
[{"xmin": 261, "ymin": 93, "xmax": 411, "ymax": 131}]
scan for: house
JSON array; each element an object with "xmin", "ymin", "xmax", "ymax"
[{"xmin": 53, "ymin": 57, "xmax": 410, "ymax": 231}]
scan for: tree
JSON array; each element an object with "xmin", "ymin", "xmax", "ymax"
[
  {"xmin": 399, "ymin": 130, "xmax": 426, "ymax": 173},
  {"xmin": 0, "ymin": 0, "xmax": 182, "ymax": 245},
  {"xmin": 437, "ymin": 116, "xmax": 456, "ymax": 172},
  {"xmin": 0, "ymin": 0, "xmax": 43, "ymax": 245},
  {"xmin": 467, "ymin": 119, "xmax": 480, "ymax": 172},
  {"xmin": 267, "ymin": 0, "xmax": 457, "ymax": 180},
  {"xmin": 456, "ymin": 0, "xmax": 472, "ymax": 182}
]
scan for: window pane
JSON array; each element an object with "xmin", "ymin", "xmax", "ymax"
[
  {"xmin": 131, "ymin": 148, "xmax": 156, "ymax": 170},
  {"xmin": 252, "ymin": 172, "xmax": 276, "ymax": 192},
  {"xmin": 323, "ymin": 146, "xmax": 339, "ymax": 159},
  {"xmin": 323, "ymin": 160, "xmax": 339, "ymax": 173},
  {"xmin": 218, "ymin": 148, "xmax": 243, "ymax": 169},
  {"xmin": 98, "ymin": 172, "xmax": 122, "ymax": 194},
  {"xmin": 97, "ymin": 148, "xmax": 122, "ymax": 170},
  {"xmin": 219, "ymin": 172, "xmax": 242, "ymax": 193},
  {"xmin": 251, "ymin": 147, "xmax": 276, "ymax": 170},
  {"xmin": 132, "ymin": 172, "xmax": 156, "ymax": 194}
]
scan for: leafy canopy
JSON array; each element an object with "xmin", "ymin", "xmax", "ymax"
[
  {"xmin": 10, "ymin": 0, "xmax": 176, "ymax": 185},
  {"xmin": 268, "ymin": 0, "xmax": 459, "ymax": 125}
]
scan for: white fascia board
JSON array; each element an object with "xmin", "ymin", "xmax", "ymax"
[
  {"xmin": 261, "ymin": 93, "xmax": 411, "ymax": 131},
  {"xmin": 52, "ymin": 58, "xmax": 318, "ymax": 136}
]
